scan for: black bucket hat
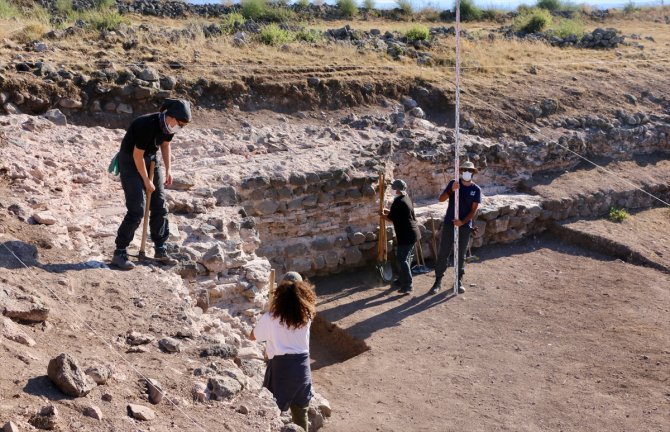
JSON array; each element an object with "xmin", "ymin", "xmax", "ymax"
[{"xmin": 160, "ymin": 98, "xmax": 192, "ymax": 123}]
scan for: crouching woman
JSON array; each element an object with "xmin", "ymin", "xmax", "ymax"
[{"xmin": 251, "ymin": 278, "xmax": 316, "ymax": 431}]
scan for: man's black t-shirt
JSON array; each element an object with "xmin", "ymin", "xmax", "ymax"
[
  {"xmin": 444, "ymin": 179, "xmax": 482, "ymax": 228},
  {"xmin": 388, "ymin": 194, "xmax": 421, "ymax": 246},
  {"xmin": 120, "ymin": 113, "xmax": 173, "ymax": 156}
]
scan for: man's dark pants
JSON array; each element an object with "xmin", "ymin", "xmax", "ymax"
[
  {"xmin": 396, "ymin": 243, "xmax": 415, "ymax": 291},
  {"xmin": 114, "ymin": 151, "xmax": 169, "ymax": 254},
  {"xmin": 434, "ymin": 224, "xmax": 471, "ymax": 283}
]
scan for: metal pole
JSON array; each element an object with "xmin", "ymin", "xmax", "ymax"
[{"xmin": 453, "ymin": 0, "xmax": 462, "ymax": 296}]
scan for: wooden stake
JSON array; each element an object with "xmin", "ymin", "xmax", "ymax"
[{"xmin": 267, "ymin": 269, "xmax": 275, "ymax": 311}]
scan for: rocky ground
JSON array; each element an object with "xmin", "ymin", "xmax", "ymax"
[{"xmin": 0, "ymin": 4, "xmax": 669, "ymax": 431}]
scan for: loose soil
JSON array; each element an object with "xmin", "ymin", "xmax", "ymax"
[{"xmin": 312, "ymin": 223, "xmax": 669, "ymax": 431}]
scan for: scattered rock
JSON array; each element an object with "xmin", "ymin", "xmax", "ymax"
[
  {"xmin": 158, "ymin": 337, "xmax": 181, "ymax": 353},
  {"xmin": 32, "ymin": 211, "xmax": 57, "ymax": 225},
  {"xmin": 2, "ymin": 421, "xmax": 19, "ymax": 432},
  {"xmin": 1, "ymin": 317, "xmax": 36, "ymax": 346},
  {"xmin": 127, "ymin": 404, "xmax": 156, "ymax": 421},
  {"xmin": 201, "ymin": 244, "xmax": 226, "ymax": 273},
  {"xmin": 58, "ymin": 98, "xmax": 82, "ymax": 109},
  {"xmin": 3, "ymin": 299, "xmax": 50, "ymax": 323},
  {"xmin": 126, "ymin": 331, "xmax": 154, "ymax": 346},
  {"xmin": 145, "ymin": 378, "xmax": 163, "ymax": 404},
  {"xmin": 408, "ymin": 107, "xmax": 425, "ymax": 118},
  {"xmin": 139, "ymin": 67, "xmax": 160, "ymax": 82},
  {"xmin": 200, "ymin": 343, "xmax": 238, "ymax": 359},
  {"xmin": 47, "ymin": 353, "xmax": 95, "ymax": 397},
  {"xmin": 82, "ymin": 405, "xmax": 103, "ymax": 421},
  {"xmin": 43, "ymin": 109, "xmax": 67, "ymax": 126},
  {"xmin": 85, "ymin": 365, "xmax": 112, "ymax": 385},
  {"xmin": 207, "ymin": 375, "xmax": 242, "ymax": 401},
  {"xmin": 29, "ymin": 405, "xmax": 58, "ymax": 430}
]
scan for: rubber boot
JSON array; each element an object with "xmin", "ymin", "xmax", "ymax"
[{"xmin": 290, "ymin": 404, "xmax": 309, "ymax": 432}]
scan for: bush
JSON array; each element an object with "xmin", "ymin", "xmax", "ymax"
[
  {"xmin": 296, "ymin": 28, "xmax": 322, "ymax": 43},
  {"xmin": 80, "ymin": 8, "xmax": 128, "ymax": 31},
  {"xmin": 259, "ymin": 23, "xmax": 294, "ymax": 45},
  {"xmin": 536, "ymin": 0, "xmax": 562, "ymax": 11},
  {"xmin": 552, "ymin": 18, "xmax": 584, "ymax": 38},
  {"xmin": 0, "ymin": 0, "xmax": 20, "ymax": 19},
  {"xmin": 362, "ymin": 0, "xmax": 375, "ymax": 9},
  {"xmin": 396, "ymin": 0, "xmax": 413, "ymax": 14},
  {"xmin": 241, "ymin": 0, "xmax": 267, "ymax": 20},
  {"xmin": 14, "ymin": 23, "xmax": 49, "ymax": 43},
  {"xmin": 481, "ymin": 8, "xmax": 505, "ymax": 21},
  {"xmin": 418, "ymin": 6, "xmax": 441, "ymax": 22},
  {"xmin": 609, "ymin": 207, "xmax": 629, "ymax": 222},
  {"xmin": 93, "ymin": 0, "xmax": 116, "ymax": 9},
  {"xmin": 513, "ymin": 8, "xmax": 552, "ymax": 33},
  {"xmin": 337, "ymin": 0, "xmax": 358, "ymax": 18},
  {"xmin": 458, "ymin": 0, "xmax": 482, "ymax": 21},
  {"xmin": 221, "ymin": 12, "xmax": 245, "ymax": 33},
  {"xmin": 296, "ymin": 0, "xmax": 311, "ymax": 8},
  {"xmin": 55, "ymin": 0, "xmax": 74, "ymax": 15},
  {"xmin": 623, "ymin": 1, "xmax": 638, "ymax": 14},
  {"xmin": 405, "ymin": 25, "xmax": 429, "ymax": 41}
]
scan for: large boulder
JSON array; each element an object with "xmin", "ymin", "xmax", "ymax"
[{"xmin": 47, "ymin": 353, "xmax": 95, "ymax": 397}]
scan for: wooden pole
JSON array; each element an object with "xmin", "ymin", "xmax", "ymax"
[
  {"xmin": 267, "ymin": 269, "xmax": 275, "ymax": 311},
  {"xmin": 139, "ymin": 160, "xmax": 156, "ymax": 258}
]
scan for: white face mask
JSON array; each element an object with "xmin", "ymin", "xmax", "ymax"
[
  {"xmin": 461, "ymin": 171, "xmax": 473, "ymax": 182},
  {"xmin": 167, "ymin": 123, "xmax": 181, "ymax": 134}
]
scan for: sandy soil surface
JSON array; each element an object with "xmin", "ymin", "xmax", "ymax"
[{"xmin": 312, "ymin": 228, "xmax": 669, "ymax": 431}]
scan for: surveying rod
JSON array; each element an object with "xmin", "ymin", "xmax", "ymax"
[{"xmin": 453, "ymin": 0, "xmax": 462, "ymax": 296}]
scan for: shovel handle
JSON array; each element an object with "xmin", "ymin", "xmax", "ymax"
[{"xmin": 139, "ymin": 161, "xmax": 156, "ymax": 256}]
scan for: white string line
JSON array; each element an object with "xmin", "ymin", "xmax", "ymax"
[
  {"xmin": 0, "ymin": 242, "xmax": 209, "ymax": 432},
  {"xmin": 452, "ymin": 0, "xmax": 463, "ymax": 296},
  {"xmin": 465, "ymin": 96, "xmax": 670, "ymax": 207}
]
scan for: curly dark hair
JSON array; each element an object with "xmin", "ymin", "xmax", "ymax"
[{"xmin": 270, "ymin": 280, "xmax": 317, "ymax": 329}]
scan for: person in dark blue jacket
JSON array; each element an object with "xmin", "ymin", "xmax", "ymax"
[
  {"xmin": 111, "ymin": 99, "xmax": 191, "ymax": 270},
  {"xmin": 430, "ymin": 161, "xmax": 481, "ymax": 294}
]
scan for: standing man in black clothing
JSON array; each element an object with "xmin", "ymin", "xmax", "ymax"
[
  {"xmin": 111, "ymin": 99, "xmax": 192, "ymax": 270},
  {"xmin": 382, "ymin": 179, "xmax": 421, "ymax": 295},
  {"xmin": 430, "ymin": 161, "xmax": 481, "ymax": 294}
]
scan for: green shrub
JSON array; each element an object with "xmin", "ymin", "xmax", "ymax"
[
  {"xmin": 362, "ymin": 0, "xmax": 375, "ymax": 9},
  {"xmin": 608, "ymin": 207, "xmax": 629, "ymax": 222},
  {"xmin": 623, "ymin": 1, "xmax": 638, "ymax": 14},
  {"xmin": 0, "ymin": 0, "xmax": 20, "ymax": 19},
  {"xmin": 296, "ymin": 28, "xmax": 322, "ymax": 42},
  {"xmin": 536, "ymin": 0, "xmax": 562, "ymax": 11},
  {"xmin": 80, "ymin": 8, "xmax": 129, "ymax": 31},
  {"xmin": 241, "ymin": 0, "xmax": 268, "ymax": 20},
  {"xmin": 297, "ymin": 0, "xmax": 311, "ymax": 8},
  {"xmin": 221, "ymin": 12, "xmax": 245, "ymax": 33},
  {"xmin": 337, "ymin": 0, "xmax": 358, "ymax": 18},
  {"xmin": 93, "ymin": 0, "xmax": 116, "ymax": 9},
  {"xmin": 405, "ymin": 25, "xmax": 429, "ymax": 41},
  {"xmin": 517, "ymin": 3, "xmax": 532, "ymax": 13},
  {"xmin": 513, "ymin": 8, "xmax": 552, "ymax": 33},
  {"xmin": 481, "ymin": 8, "xmax": 505, "ymax": 21},
  {"xmin": 55, "ymin": 0, "xmax": 74, "ymax": 14},
  {"xmin": 418, "ymin": 6, "xmax": 441, "ymax": 22},
  {"xmin": 551, "ymin": 18, "xmax": 584, "ymax": 38},
  {"xmin": 23, "ymin": 4, "xmax": 52, "ymax": 24},
  {"xmin": 259, "ymin": 23, "xmax": 295, "ymax": 45},
  {"xmin": 396, "ymin": 0, "xmax": 413, "ymax": 14},
  {"xmin": 458, "ymin": 0, "xmax": 482, "ymax": 21},
  {"xmin": 265, "ymin": 6, "xmax": 296, "ymax": 22}
]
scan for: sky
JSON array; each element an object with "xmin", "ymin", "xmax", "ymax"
[{"xmin": 187, "ymin": 0, "xmax": 666, "ymax": 10}]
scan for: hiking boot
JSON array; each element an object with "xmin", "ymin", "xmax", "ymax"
[
  {"xmin": 111, "ymin": 251, "xmax": 135, "ymax": 270},
  {"xmin": 457, "ymin": 283, "xmax": 465, "ymax": 294},
  {"xmin": 429, "ymin": 278, "xmax": 442, "ymax": 295},
  {"xmin": 154, "ymin": 247, "xmax": 178, "ymax": 265}
]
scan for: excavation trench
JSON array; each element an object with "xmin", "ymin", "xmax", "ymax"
[{"xmin": 310, "ymin": 315, "xmax": 370, "ymax": 371}]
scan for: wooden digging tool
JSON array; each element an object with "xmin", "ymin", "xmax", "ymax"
[
  {"xmin": 377, "ymin": 173, "xmax": 392, "ymax": 282},
  {"xmin": 138, "ymin": 160, "xmax": 156, "ymax": 259},
  {"xmin": 267, "ymin": 269, "xmax": 276, "ymax": 311}
]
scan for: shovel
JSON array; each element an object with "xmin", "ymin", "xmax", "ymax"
[
  {"xmin": 376, "ymin": 173, "xmax": 393, "ymax": 282},
  {"xmin": 138, "ymin": 160, "xmax": 156, "ymax": 260}
]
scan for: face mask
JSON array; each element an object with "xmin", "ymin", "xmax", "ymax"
[
  {"xmin": 462, "ymin": 171, "xmax": 473, "ymax": 181},
  {"xmin": 167, "ymin": 123, "xmax": 181, "ymax": 134}
]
